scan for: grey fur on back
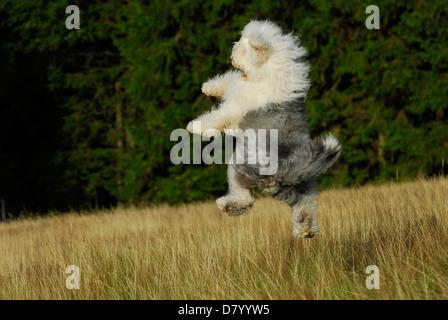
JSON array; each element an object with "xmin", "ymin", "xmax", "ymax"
[{"xmin": 232, "ymin": 97, "xmax": 341, "ymax": 207}]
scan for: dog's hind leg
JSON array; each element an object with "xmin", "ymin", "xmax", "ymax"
[
  {"xmin": 216, "ymin": 164, "xmax": 254, "ymax": 216},
  {"xmin": 270, "ymin": 183, "xmax": 320, "ymax": 238},
  {"xmin": 291, "ymin": 193, "xmax": 320, "ymax": 238}
]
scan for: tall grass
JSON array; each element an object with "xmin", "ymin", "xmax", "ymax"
[{"xmin": 1, "ymin": 178, "xmax": 447, "ymax": 299}]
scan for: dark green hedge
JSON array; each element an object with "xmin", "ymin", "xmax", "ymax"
[{"xmin": 0, "ymin": 0, "xmax": 447, "ymax": 214}]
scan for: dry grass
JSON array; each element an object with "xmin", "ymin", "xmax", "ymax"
[{"xmin": 1, "ymin": 177, "xmax": 448, "ymax": 299}]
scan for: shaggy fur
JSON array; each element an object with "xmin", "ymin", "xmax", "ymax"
[{"xmin": 187, "ymin": 20, "xmax": 341, "ymax": 238}]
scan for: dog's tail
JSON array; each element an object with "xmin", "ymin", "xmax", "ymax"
[{"xmin": 276, "ymin": 133, "xmax": 342, "ymax": 185}]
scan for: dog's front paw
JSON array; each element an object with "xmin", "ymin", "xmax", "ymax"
[
  {"xmin": 186, "ymin": 121, "xmax": 193, "ymax": 132},
  {"xmin": 201, "ymin": 82, "xmax": 215, "ymax": 96},
  {"xmin": 186, "ymin": 121, "xmax": 202, "ymax": 136},
  {"xmin": 202, "ymin": 128, "xmax": 221, "ymax": 139},
  {"xmin": 202, "ymin": 82, "xmax": 222, "ymax": 97}
]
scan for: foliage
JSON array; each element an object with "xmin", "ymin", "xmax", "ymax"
[{"xmin": 0, "ymin": 0, "xmax": 447, "ymax": 214}]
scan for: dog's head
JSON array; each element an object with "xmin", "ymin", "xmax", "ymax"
[
  {"xmin": 230, "ymin": 20, "xmax": 310, "ymax": 98},
  {"xmin": 230, "ymin": 20, "xmax": 277, "ymax": 79}
]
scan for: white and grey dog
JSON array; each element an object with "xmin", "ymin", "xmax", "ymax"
[{"xmin": 187, "ymin": 20, "xmax": 341, "ymax": 238}]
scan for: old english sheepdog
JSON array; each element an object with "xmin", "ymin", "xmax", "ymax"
[{"xmin": 187, "ymin": 20, "xmax": 341, "ymax": 238}]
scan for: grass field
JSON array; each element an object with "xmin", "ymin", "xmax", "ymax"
[{"xmin": 1, "ymin": 177, "xmax": 448, "ymax": 299}]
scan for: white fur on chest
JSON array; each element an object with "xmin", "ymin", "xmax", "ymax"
[{"xmin": 223, "ymin": 77, "xmax": 296, "ymax": 128}]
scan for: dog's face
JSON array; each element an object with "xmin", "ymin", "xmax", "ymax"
[
  {"xmin": 230, "ymin": 35, "xmax": 271, "ymax": 79},
  {"xmin": 228, "ymin": 20, "xmax": 310, "ymax": 100}
]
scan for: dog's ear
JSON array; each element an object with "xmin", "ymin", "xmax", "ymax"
[{"xmin": 248, "ymin": 37, "xmax": 271, "ymax": 62}]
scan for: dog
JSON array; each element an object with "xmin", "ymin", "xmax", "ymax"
[{"xmin": 187, "ymin": 20, "xmax": 341, "ymax": 238}]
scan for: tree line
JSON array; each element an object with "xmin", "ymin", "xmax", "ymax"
[{"xmin": 0, "ymin": 0, "xmax": 446, "ymax": 216}]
